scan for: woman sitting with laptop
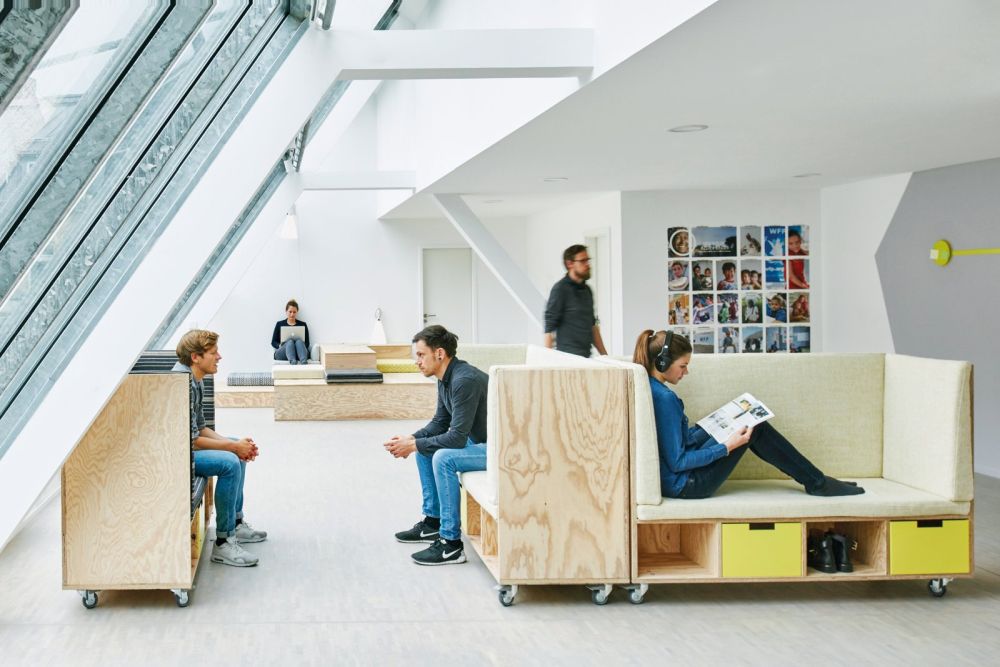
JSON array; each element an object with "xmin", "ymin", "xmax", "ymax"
[{"xmin": 271, "ymin": 299, "xmax": 311, "ymax": 364}]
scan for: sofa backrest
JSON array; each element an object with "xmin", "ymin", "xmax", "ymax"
[
  {"xmin": 609, "ymin": 353, "xmax": 887, "ymax": 505},
  {"xmin": 457, "ymin": 344, "xmax": 527, "ymax": 373},
  {"xmin": 883, "ymin": 354, "xmax": 973, "ymax": 501}
]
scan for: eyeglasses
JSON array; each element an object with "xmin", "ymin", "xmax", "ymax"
[{"xmin": 573, "ymin": 257, "xmax": 591, "ymax": 264}]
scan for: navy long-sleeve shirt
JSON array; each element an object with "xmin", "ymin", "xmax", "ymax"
[
  {"xmin": 649, "ymin": 377, "xmax": 728, "ymax": 497},
  {"xmin": 544, "ymin": 274, "xmax": 596, "ymax": 357},
  {"xmin": 412, "ymin": 358, "xmax": 488, "ymax": 456},
  {"xmin": 271, "ymin": 319, "xmax": 309, "ymax": 350}
]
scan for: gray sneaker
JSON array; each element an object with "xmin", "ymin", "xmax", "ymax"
[
  {"xmin": 211, "ymin": 538, "xmax": 259, "ymax": 567},
  {"xmin": 235, "ymin": 520, "xmax": 267, "ymax": 543}
]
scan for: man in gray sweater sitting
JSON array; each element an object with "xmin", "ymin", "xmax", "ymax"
[{"xmin": 383, "ymin": 325, "xmax": 488, "ymax": 566}]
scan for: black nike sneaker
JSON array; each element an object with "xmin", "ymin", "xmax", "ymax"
[
  {"xmin": 395, "ymin": 520, "xmax": 440, "ymax": 544},
  {"xmin": 412, "ymin": 538, "xmax": 467, "ymax": 566}
]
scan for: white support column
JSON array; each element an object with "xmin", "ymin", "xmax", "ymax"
[
  {"xmin": 331, "ymin": 29, "xmax": 594, "ymax": 80},
  {"xmin": 432, "ymin": 193, "xmax": 544, "ymax": 328}
]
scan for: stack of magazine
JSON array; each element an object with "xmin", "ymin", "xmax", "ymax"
[{"xmin": 697, "ymin": 392, "xmax": 774, "ymax": 442}]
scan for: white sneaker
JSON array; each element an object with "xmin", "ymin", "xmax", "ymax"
[
  {"xmin": 211, "ymin": 537, "xmax": 259, "ymax": 567},
  {"xmin": 235, "ymin": 520, "xmax": 267, "ymax": 543}
]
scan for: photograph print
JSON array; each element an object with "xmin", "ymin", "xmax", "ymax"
[
  {"xmin": 715, "ymin": 260, "xmax": 739, "ymax": 291},
  {"xmin": 788, "ymin": 225, "xmax": 809, "ymax": 255},
  {"xmin": 717, "ymin": 293, "xmax": 739, "ymax": 325},
  {"xmin": 668, "ymin": 227, "xmax": 691, "ymax": 258},
  {"xmin": 692, "ymin": 327, "xmax": 716, "ymax": 354},
  {"xmin": 766, "ymin": 326, "xmax": 788, "ymax": 353},
  {"xmin": 741, "ymin": 259, "xmax": 762, "ymax": 290},
  {"xmin": 787, "ymin": 258, "xmax": 809, "ymax": 290},
  {"xmin": 742, "ymin": 326, "xmax": 763, "ymax": 353},
  {"xmin": 691, "ymin": 260, "xmax": 714, "ymax": 290},
  {"xmin": 765, "ymin": 259, "xmax": 786, "ymax": 290},
  {"xmin": 789, "ymin": 292, "xmax": 810, "ymax": 323},
  {"xmin": 741, "ymin": 293, "xmax": 763, "ymax": 324},
  {"xmin": 692, "ymin": 226, "xmax": 737, "ymax": 257},
  {"xmin": 790, "ymin": 326, "xmax": 811, "ymax": 353},
  {"xmin": 740, "ymin": 226, "xmax": 762, "ymax": 256},
  {"xmin": 766, "ymin": 291, "xmax": 788, "ymax": 324},
  {"xmin": 764, "ymin": 225, "xmax": 786, "ymax": 257},
  {"xmin": 668, "ymin": 260, "xmax": 690, "ymax": 291},
  {"xmin": 718, "ymin": 327, "xmax": 739, "ymax": 354},
  {"xmin": 669, "ymin": 293, "xmax": 690, "ymax": 325},
  {"xmin": 692, "ymin": 293, "xmax": 715, "ymax": 324}
]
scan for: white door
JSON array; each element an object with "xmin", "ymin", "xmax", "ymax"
[
  {"xmin": 585, "ymin": 232, "xmax": 612, "ymax": 351},
  {"xmin": 421, "ymin": 248, "xmax": 475, "ymax": 341}
]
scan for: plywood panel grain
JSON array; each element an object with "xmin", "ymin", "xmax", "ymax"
[
  {"xmin": 496, "ymin": 367, "xmax": 630, "ymax": 583},
  {"xmin": 63, "ymin": 374, "xmax": 191, "ymax": 588},
  {"xmin": 274, "ymin": 379, "xmax": 436, "ymax": 421}
]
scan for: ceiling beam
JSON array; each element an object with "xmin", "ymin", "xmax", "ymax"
[
  {"xmin": 432, "ymin": 193, "xmax": 544, "ymax": 329},
  {"xmin": 330, "ymin": 29, "xmax": 594, "ymax": 80}
]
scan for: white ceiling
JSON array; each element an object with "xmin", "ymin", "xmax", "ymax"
[{"xmin": 383, "ymin": 0, "xmax": 1000, "ymax": 219}]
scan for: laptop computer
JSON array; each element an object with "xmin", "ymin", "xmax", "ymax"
[{"xmin": 279, "ymin": 325, "xmax": 306, "ymax": 343}]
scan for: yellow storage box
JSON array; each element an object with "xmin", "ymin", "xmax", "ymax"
[
  {"xmin": 722, "ymin": 522, "xmax": 801, "ymax": 578},
  {"xmin": 376, "ymin": 358, "xmax": 420, "ymax": 374},
  {"xmin": 889, "ymin": 519, "xmax": 970, "ymax": 575}
]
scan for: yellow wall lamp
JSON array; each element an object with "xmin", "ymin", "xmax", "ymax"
[{"xmin": 930, "ymin": 239, "xmax": 1000, "ymax": 267}]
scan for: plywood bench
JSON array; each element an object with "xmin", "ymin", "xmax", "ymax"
[
  {"xmin": 458, "ymin": 345, "xmax": 632, "ymax": 606},
  {"xmin": 63, "ymin": 352, "xmax": 214, "ymax": 609}
]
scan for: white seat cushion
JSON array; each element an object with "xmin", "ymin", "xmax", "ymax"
[
  {"xmin": 271, "ymin": 364, "xmax": 325, "ymax": 380},
  {"xmin": 459, "ymin": 470, "xmax": 497, "ymax": 519},
  {"xmin": 635, "ymin": 478, "xmax": 970, "ymax": 521}
]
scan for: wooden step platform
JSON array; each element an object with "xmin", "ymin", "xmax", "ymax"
[
  {"xmin": 216, "ymin": 385, "xmax": 274, "ymax": 408},
  {"xmin": 274, "ymin": 373, "xmax": 436, "ymax": 420}
]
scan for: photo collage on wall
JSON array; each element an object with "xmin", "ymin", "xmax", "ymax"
[{"xmin": 667, "ymin": 224, "xmax": 811, "ymax": 354}]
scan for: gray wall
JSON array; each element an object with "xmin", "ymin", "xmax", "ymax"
[{"xmin": 876, "ymin": 157, "xmax": 1000, "ymax": 477}]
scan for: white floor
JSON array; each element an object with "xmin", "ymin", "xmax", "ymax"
[{"xmin": 2, "ymin": 408, "xmax": 999, "ymax": 665}]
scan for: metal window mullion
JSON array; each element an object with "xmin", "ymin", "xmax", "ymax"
[
  {"xmin": 0, "ymin": 2, "xmax": 280, "ymax": 397},
  {"xmin": 0, "ymin": 2, "xmax": 214, "ymax": 302},
  {"xmin": 0, "ymin": 2, "xmax": 251, "ymax": 361},
  {"xmin": 0, "ymin": 2, "xmax": 171, "ymax": 252},
  {"xmin": 0, "ymin": 12, "xmax": 305, "ymax": 459},
  {"xmin": 0, "ymin": 1, "xmax": 78, "ymax": 116}
]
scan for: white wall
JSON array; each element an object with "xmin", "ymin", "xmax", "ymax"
[
  {"xmin": 620, "ymin": 189, "xmax": 821, "ymax": 351},
  {"xmin": 819, "ymin": 173, "xmax": 910, "ymax": 353},
  {"xmin": 204, "ymin": 193, "xmax": 538, "ymax": 372},
  {"xmin": 524, "ymin": 192, "xmax": 623, "ymax": 354}
]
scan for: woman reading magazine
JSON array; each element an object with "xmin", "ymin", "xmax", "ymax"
[{"xmin": 634, "ymin": 329, "xmax": 864, "ymax": 500}]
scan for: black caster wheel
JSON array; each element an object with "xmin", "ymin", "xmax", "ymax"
[
  {"xmin": 928, "ymin": 579, "xmax": 947, "ymax": 598},
  {"xmin": 174, "ymin": 590, "xmax": 190, "ymax": 607},
  {"xmin": 590, "ymin": 589, "xmax": 610, "ymax": 606},
  {"xmin": 498, "ymin": 589, "xmax": 515, "ymax": 607},
  {"xmin": 628, "ymin": 590, "xmax": 645, "ymax": 605},
  {"xmin": 81, "ymin": 591, "xmax": 98, "ymax": 609}
]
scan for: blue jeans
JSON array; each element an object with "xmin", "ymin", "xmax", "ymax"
[
  {"xmin": 194, "ymin": 449, "xmax": 246, "ymax": 538},
  {"xmin": 415, "ymin": 439, "xmax": 487, "ymax": 541},
  {"xmin": 274, "ymin": 338, "xmax": 308, "ymax": 364},
  {"xmin": 678, "ymin": 422, "xmax": 824, "ymax": 499}
]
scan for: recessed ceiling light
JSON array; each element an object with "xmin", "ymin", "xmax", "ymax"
[
  {"xmin": 483, "ymin": 199, "xmax": 504, "ymax": 204},
  {"xmin": 793, "ymin": 172, "xmax": 821, "ymax": 178},
  {"xmin": 542, "ymin": 177, "xmax": 568, "ymax": 182},
  {"xmin": 668, "ymin": 124, "xmax": 709, "ymax": 133}
]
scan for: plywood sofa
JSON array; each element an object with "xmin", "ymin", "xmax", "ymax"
[
  {"xmin": 458, "ymin": 345, "xmax": 632, "ymax": 606},
  {"xmin": 597, "ymin": 353, "xmax": 974, "ymax": 603}
]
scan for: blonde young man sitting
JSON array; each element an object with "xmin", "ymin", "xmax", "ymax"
[{"xmin": 176, "ymin": 330, "xmax": 267, "ymax": 567}]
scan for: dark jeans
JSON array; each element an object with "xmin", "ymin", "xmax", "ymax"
[{"xmin": 678, "ymin": 422, "xmax": 825, "ymax": 499}]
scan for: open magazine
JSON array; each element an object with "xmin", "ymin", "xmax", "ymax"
[{"xmin": 696, "ymin": 392, "xmax": 774, "ymax": 443}]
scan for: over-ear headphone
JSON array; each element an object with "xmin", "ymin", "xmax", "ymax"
[{"xmin": 654, "ymin": 330, "xmax": 674, "ymax": 373}]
